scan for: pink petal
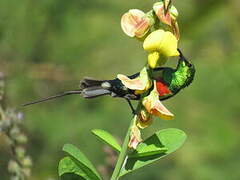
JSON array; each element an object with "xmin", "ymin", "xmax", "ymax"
[
  {"xmin": 154, "ymin": 100, "xmax": 174, "ymax": 120},
  {"xmin": 117, "ymin": 74, "xmax": 145, "ymax": 90}
]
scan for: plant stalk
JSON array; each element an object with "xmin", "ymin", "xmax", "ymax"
[
  {"xmin": 110, "ymin": 102, "xmax": 142, "ymax": 180},
  {"xmin": 110, "ymin": 116, "xmax": 134, "ymax": 180}
]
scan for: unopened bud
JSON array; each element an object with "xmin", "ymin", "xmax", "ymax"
[
  {"xmin": 0, "ymin": 118, "xmax": 11, "ymax": 131},
  {"xmin": 8, "ymin": 160, "xmax": 19, "ymax": 173},
  {"xmin": 153, "ymin": 2, "xmax": 178, "ymax": 25},
  {"xmin": 15, "ymin": 146, "xmax": 26, "ymax": 159},
  {"xmin": 10, "ymin": 126, "xmax": 21, "ymax": 139},
  {"xmin": 170, "ymin": 5, "xmax": 178, "ymax": 20},
  {"xmin": 15, "ymin": 134, "xmax": 28, "ymax": 144},
  {"xmin": 22, "ymin": 168, "xmax": 31, "ymax": 177},
  {"xmin": 10, "ymin": 176, "xmax": 19, "ymax": 180},
  {"xmin": 128, "ymin": 117, "xmax": 142, "ymax": 149},
  {"xmin": 164, "ymin": 0, "xmax": 171, "ymax": 11},
  {"xmin": 22, "ymin": 156, "xmax": 33, "ymax": 167}
]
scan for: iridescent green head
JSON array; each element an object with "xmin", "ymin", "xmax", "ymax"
[
  {"xmin": 173, "ymin": 49, "xmax": 195, "ymax": 89},
  {"xmin": 151, "ymin": 49, "xmax": 195, "ymax": 92}
]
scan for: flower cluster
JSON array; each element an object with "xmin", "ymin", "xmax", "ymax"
[{"xmin": 120, "ymin": 0, "xmax": 181, "ymax": 149}]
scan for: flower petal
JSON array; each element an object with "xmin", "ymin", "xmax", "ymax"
[
  {"xmin": 143, "ymin": 30, "xmax": 179, "ymax": 57},
  {"xmin": 152, "ymin": 100, "xmax": 174, "ymax": 120},
  {"xmin": 172, "ymin": 20, "xmax": 180, "ymax": 40},
  {"xmin": 117, "ymin": 74, "xmax": 145, "ymax": 90},
  {"xmin": 148, "ymin": 51, "xmax": 160, "ymax": 68},
  {"xmin": 117, "ymin": 67, "xmax": 151, "ymax": 91},
  {"xmin": 128, "ymin": 119, "xmax": 142, "ymax": 149},
  {"xmin": 164, "ymin": 0, "xmax": 172, "ymax": 11},
  {"xmin": 121, "ymin": 9, "xmax": 150, "ymax": 38},
  {"xmin": 142, "ymin": 81, "xmax": 174, "ymax": 120},
  {"xmin": 137, "ymin": 109, "xmax": 153, "ymax": 129},
  {"xmin": 153, "ymin": 2, "xmax": 172, "ymax": 26}
]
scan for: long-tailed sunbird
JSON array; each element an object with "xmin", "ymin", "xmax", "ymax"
[{"xmin": 23, "ymin": 49, "xmax": 195, "ymax": 113}]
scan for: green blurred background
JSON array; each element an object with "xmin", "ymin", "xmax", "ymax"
[{"xmin": 0, "ymin": 0, "xmax": 240, "ymax": 179}]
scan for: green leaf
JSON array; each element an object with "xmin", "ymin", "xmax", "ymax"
[
  {"xmin": 120, "ymin": 128, "xmax": 187, "ymax": 177},
  {"xmin": 91, "ymin": 129, "xmax": 121, "ymax": 153},
  {"xmin": 62, "ymin": 144, "xmax": 102, "ymax": 180},
  {"xmin": 58, "ymin": 156, "xmax": 90, "ymax": 180},
  {"xmin": 60, "ymin": 174, "xmax": 86, "ymax": 180},
  {"xmin": 129, "ymin": 134, "xmax": 168, "ymax": 158}
]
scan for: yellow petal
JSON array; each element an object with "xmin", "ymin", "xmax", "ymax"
[
  {"xmin": 148, "ymin": 51, "xmax": 160, "ymax": 68},
  {"xmin": 143, "ymin": 29, "xmax": 165, "ymax": 51},
  {"xmin": 137, "ymin": 109, "xmax": 153, "ymax": 129},
  {"xmin": 143, "ymin": 30, "xmax": 179, "ymax": 57},
  {"xmin": 160, "ymin": 31, "xmax": 179, "ymax": 56}
]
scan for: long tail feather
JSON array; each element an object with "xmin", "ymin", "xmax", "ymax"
[
  {"xmin": 80, "ymin": 77, "xmax": 105, "ymax": 89},
  {"xmin": 80, "ymin": 77, "xmax": 111, "ymax": 98},
  {"xmin": 82, "ymin": 87, "xmax": 110, "ymax": 98},
  {"xmin": 22, "ymin": 78, "xmax": 112, "ymax": 106},
  {"xmin": 22, "ymin": 90, "xmax": 82, "ymax": 106}
]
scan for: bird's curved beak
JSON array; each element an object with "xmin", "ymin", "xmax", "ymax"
[{"xmin": 177, "ymin": 48, "xmax": 193, "ymax": 67}]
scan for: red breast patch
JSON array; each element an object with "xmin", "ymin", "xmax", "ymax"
[{"xmin": 156, "ymin": 79, "xmax": 172, "ymax": 97}]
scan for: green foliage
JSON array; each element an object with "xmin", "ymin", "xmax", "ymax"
[
  {"xmin": 59, "ymin": 157, "xmax": 90, "ymax": 180},
  {"xmin": 120, "ymin": 128, "xmax": 186, "ymax": 176},
  {"xmin": 91, "ymin": 129, "xmax": 121, "ymax": 153},
  {"xmin": 59, "ymin": 129, "xmax": 186, "ymax": 180},
  {"xmin": 61, "ymin": 173, "xmax": 86, "ymax": 180},
  {"xmin": 59, "ymin": 144, "xmax": 102, "ymax": 180},
  {"xmin": 129, "ymin": 135, "xmax": 168, "ymax": 158}
]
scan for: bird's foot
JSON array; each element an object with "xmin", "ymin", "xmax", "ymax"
[{"xmin": 125, "ymin": 98, "xmax": 136, "ymax": 115}]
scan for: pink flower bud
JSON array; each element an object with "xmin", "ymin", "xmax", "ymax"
[
  {"xmin": 121, "ymin": 9, "xmax": 151, "ymax": 38},
  {"xmin": 128, "ymin": 117, "xmax": 142, "ymax": 149},
  {"xmin": 153, "ymin": 2, "xmax": 172, "ymax": 26},
  {"xmin": 153, "ymin": 2, "xmax": 179, "ymax": 27}
]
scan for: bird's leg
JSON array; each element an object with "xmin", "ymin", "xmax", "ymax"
[{"xmin": 125, "ymin": 98, "xmax": 136, "ymax": 115}]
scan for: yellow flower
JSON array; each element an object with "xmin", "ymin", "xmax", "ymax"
[
  {"xmin": 117, "ymin": 67, "xmax": 152, "ymax": 94},
  {"xmin": 121, "ymin": 9, "xmax": 151, "ymax": 38},
  {"xmin": 137, "ymin": 109, "xmax": 153, "ymax": 129},
  {"xmin": 148, "ymin": 51, "xmax": 167, "ymax": 69},
  {"xmin": 142, "ymin": 81, "xmax": 174, "ymax": 120},
  {"xmin": 143, "ymin": 29, "xmax": 179, "ymax": 68}
]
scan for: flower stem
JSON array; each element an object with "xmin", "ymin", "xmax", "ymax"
[
  {"xmin": 110, "ymin": 115, "xmax": 135, "ymax": 180},
  {"xmin": 110, "ymin": 102, "xmax": 142, "ymax": 180}
]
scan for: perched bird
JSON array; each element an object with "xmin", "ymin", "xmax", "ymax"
[{"xmin": 22, "ymin": 49, "xmax": 195, "ymax": 112}]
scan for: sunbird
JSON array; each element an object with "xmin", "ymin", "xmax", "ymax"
[{"xmin": 23, "ymin": 49, "xmax": 195, "ymax": 113}]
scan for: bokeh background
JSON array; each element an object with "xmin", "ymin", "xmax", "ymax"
[{"xmin": 0, "ymin": 0, "xmax": 240, "ymax": 179}]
